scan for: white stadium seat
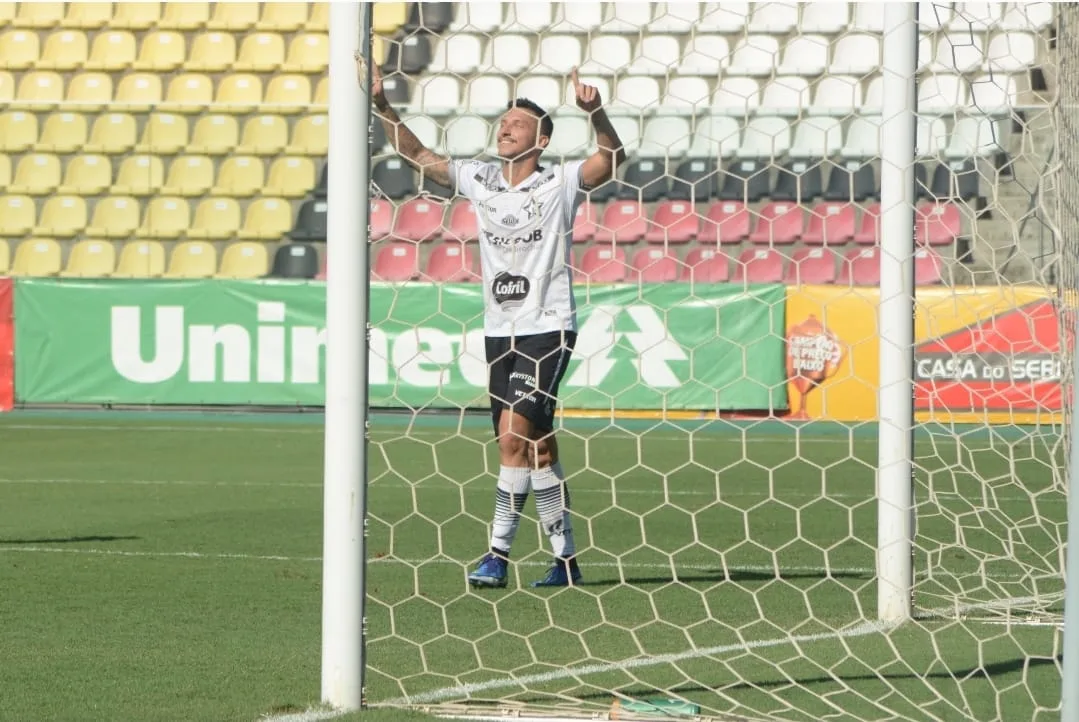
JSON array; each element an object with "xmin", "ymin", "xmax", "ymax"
[
  {"xmin": 738, "ymin": 116, "xmax": 791, "ymax": 159},
  {"xmin": 639, "ymin": 116, "xmax": 691, "ymax": 158},
  {"xmin": 581, "ymin": 35, "xmax": 632, "ymax": 75},
  {"xmin": 546, "ymin": 114, "xmax": 589, "ymax": 158},
  {"xmin": 841, "ymin": 115, "xmax": 881, "ymax": 159},
  {"xmin": 483, "ymin": 35, "xmax": 532, "ymax": 76},
  {"xmin": 918, "ymin": 0, "xmax": 952, "ymax": 31},
  {"xmin": 601, "ymin": 3, "xmax": 654, "ymax": 33},
  {"xmin": 444, "ymin": 114, "xmax": 490, "ymax": 157},
  {"xmin": 449, "ymin": 2, "xmax": 502, "ymax": 33},
  {"xmin": 801, "ymin": 1, "xmax": 849, "ymax": 33},
  {"xmin": 1000, "ymin": 2, "xmax": 1052, "ymax": 31},
  {"xmin": 712, "ymin": 77, "xmax": 760, "ymax": 116},
  {"xmin": 916, "ymin": 116, "xmax": 948, "ymax": 157},
  {"xmin": 647, "ymin": 3, "xmax": 701, "ymax": 33},
  {"xmin": 945, "ymin": 116, "xmax": 1002, "ymax": 159},
  {"xmin": 830, "ymin": 34, "xmax": 880, "ymax": 75},
  {"xmin": 430, "ymin": 34, "xmax": 483, "ymax": 76},
  {"xmin": 408, "ymin": 75, "xmax": 460, "ymax": 115},
  {"xmin": 850, "ymin": 3, "xmax": 884, "ymax": 32},
  {"xmin": 950, "ymin": 2, "xmax": 1005, "ymax": 30},
  {"xmin": 609, "ymin": 116, "xmax": 641, "ymax": 155},
  {"xmin": 790, "ymin": 116, "xmax": 843, "ymax": 159},
  {"xmin": 726, "ymin": 35, "xmax": 780, "ymax": 76},
  {"xmin": 969, "ymin": 73, "xmax": 1018, "ymax": 114},
  {"xmin": 678, "ymin": 35, "xmax": 728, "ymax": 75},
  {"xmin": 515, "ymin": 76, "xmax": 562, "ymax": 111},
  {"xmin": 984, "ymin": 32, "xmax": 1037, "ymax": 73},
  {"xmin": 536, "ymin": 34, "xmax": 582, "ymax": 75},
  {"xmin": 918, "ymin": 73, "xmax": 967, "ymax": 113},
  {"xmin": 465, "ymin": 75, "xmax": 511, "ymax": 115},
  {"xmin": 748, "ymin": 1, "xmax": 799, "ymax": 33},
  {"xmin": 700, "ymin": 2, "xmax": 751, "ymax": 33},
  {"xmin": 690, "ymin": 115, "xmax": 742, "ymax": 159},
  {"xmin": 550, "ymin": 2, "xmax": 602, "ymax": 33},
  {"xmin": 503, "ymin": 2, "xmax": 553, "ymax": 33},
  {"xmin": 629, "ymin": 35, "xmax": 681, "ymax": 75},
  {"xmin": 930, "ymin": 34, "xmax": 986, "ymax": 73},
  {"xmin": 759, "ymin": 77, "xmax": 810, "ymax": 116},
  {"xmin": 810, "ymin": 76, "xmax": 862, "ymax": 116},
  {"xmin": 608, "ymin": 76, "xmax": 662, "ymax": 115},
  {"xmin": 402, "ymin": 115, "xmax": 444, "ymax": 154},
  {"xmin": 776, "ymin": 35, "xmax": 829, "ymax": 76},
  {"xmin": 662, "ymin": 76, "xmax": 710, "ymax": 113}
]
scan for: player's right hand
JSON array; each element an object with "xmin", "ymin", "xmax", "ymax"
[{"xmin": 355, "ymin": 50, "xmax": 387, "ymax": 108}]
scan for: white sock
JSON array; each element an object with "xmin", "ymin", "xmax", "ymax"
[
  {"xmin": 531, "ymin": 461, "xmax": 576, "ymax": 558},
  {"xmin": 490, "ymin": 465, "xmax": 531, "ymax": 555}
]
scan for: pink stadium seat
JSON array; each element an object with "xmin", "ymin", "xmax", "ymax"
[
  {"xmin": 839, "ymin": 247, "xmax": 880, "ymax": 286},
  {"xmin": 599, "ymin": 200, "xmax": 647, "ymax": 243},
  {"xmin": 915, "ymin": 201, "xmax": 961, "ymax": 246},
  {"xmin": 646, "ymin": 200, "xmax": 699, "ymax": 244},
  {"xmin": 392, "ymin": 198, "xmax": 443, "ymax": 242},
  {"xmin": 749, "ymin": 202, "xmax": 803, "ymax": 245},
  {"xmin": 853, "ymin": 203, "xmax": 880, "ymax": 244},
  {"xmin": 373, "ymin": 241, "xmax": 418, "ymax": 281},
  {"xmin": 370, "ymin": 198, "xmax": 392, "ymax": 240},
  {"xmin": 914, "ymin": 247, "xmax": 943, "ymax": 284},
  {"xmin": 445, "ymin": 200, "xmax": 478, "ymax": 242},
  {"xmin": 700, "ymin": 201, "xmax": 750, "ymax": 244},
  {"xmin": 734, "ymin": 248, "xmax": 785, "ymax": 283},
  {"xmin": 425, "ymin": 242, "xmax": 479, "ymax": 282},
  {"xmin": 784, "ymin": 247, "xmax": 838, "ymax": 285},
  {"xmin": 681, "ymin": 247, "xmax": 730, "ymax": 283},
  {"xmin": 572, "ymin": 200, "xmax": 597, "ymax": 243},
  {"xmin": 579, "ymin": 244, "xmax": 627, "ymax": 283},
  {"xmin": 802, "ymin": 202, "xmax": 856, "ymax": 245},
  {"xmin": 632, "ymin": 248, "xmax": 680, "ymax": 283}
]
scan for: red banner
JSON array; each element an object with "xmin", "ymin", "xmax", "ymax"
[{"xmin": 0, "ymin": 278, "xmax": 11, "ymax": 411}]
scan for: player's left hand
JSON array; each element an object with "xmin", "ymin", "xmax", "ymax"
[{"xmin": 569, "ymin": 67, "xmax": 602, "ymax": 113}]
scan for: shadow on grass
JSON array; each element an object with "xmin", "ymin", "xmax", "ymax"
[
  {"xmin": 579, "ymin": 568, "xmax": 869, "ymax": 588},
  {"xmin": 0, "ymin": 535, "xmax": 141, "ymax": 545}
]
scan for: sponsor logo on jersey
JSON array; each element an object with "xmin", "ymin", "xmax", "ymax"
[
  {"xmin": 492, "ymin": 272, "xmax": 530, "ymax": 308},
  {"xmin": 482, "ymin": 228, "xmax": 545, "ymax": 247}
]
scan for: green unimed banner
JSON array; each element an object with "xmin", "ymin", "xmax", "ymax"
[{"xmin": 14, "ymin": 280, "xmax": 789, "ymax": 411}]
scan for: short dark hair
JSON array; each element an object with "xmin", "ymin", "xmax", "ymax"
[{"xmin": 506, "ymin": 97, "xmax": 554, "ymax": 141}]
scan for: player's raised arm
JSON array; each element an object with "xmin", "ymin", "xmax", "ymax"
[
  {"xmin": 356, "ymin": 51, "xmax": 453, "ymax": 188},
  {"xmin": 570, "ymin": 68, "xmax": 627, "ymax": 189}
]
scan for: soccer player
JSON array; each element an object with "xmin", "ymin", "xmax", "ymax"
[{"xmin": 359, "ymin": 55, "xmax": 625, "ymax": 587}]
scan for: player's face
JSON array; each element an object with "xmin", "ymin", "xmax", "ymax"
[{"xmin": 497, "ymin": 108, "xmax": 548, "ymax": 161}]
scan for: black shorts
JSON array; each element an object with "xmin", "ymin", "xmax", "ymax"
[{"xmin": 486, "ymin": 331, "xmax": 577, "ymax": 436}]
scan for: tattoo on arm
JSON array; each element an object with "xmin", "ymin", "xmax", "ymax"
[{"xmin": 375, "ymin": 101, "xmax": 452, "ymax": 188}]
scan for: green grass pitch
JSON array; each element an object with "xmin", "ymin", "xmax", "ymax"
[{"xmin": 0, "ymin": 411, "xmax": 1065, "ymax": 722}]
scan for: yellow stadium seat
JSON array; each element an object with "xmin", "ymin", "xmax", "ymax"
[
  {"xmin": 165, "ymin": 73, "xmax": 212, "ymax": 113},
  {"xmin": 0, "ymin": 155, "xmax": 10, "ymax": 187},
  {"xmin": 238, "ymin": 198, "xmax": 292, "ymax": 241},
  {"xmin": 218, "ymin": 241, "xmax": 268, "ymax": 278},
  {"xmin": 33, "ymin": 195, "xmax": 87, "ymax": 237},
  {"xmin": 11, "ymin": 239, "xmax": 62, "ymax": 277},
  {"xmin": 0, "ymin": 240, "xmax": 9, "ymax": 275},
  {"xmin": 234, "ymin": 31, "xmax": 284, "ymax": 72},
  {"xmin": 36, "ymin": 112, "xmax": 87, "ymax": 153},
  {"xmin": 161, "ymin": 155, "xmax": 215, "ymax": 197},
  {"xmin": 206, "ymin": 2, "xmax": 258, "ymax": 30},
  {"xmin": 13, "ymin": 71, "xmax": 63, "ymax": 111},
  {"xmin": 38, "ymin": 30, "xmax": 87, "ymax": 70},
  {"xmin": 8, "ymin": 153, "xmax": 61, "ymax": 195},
  {"xmin": 210, "ymin": 156, "xmax": 264, "ymax": 197},
  {"xmin": 265, "ymin": 156, "xmax": 315, "ymax": 198},
  {"xmin": 187, "ymin": 197, "xmax": 241, "ymax": 239},
  {"xmin": 63, "ymin": 3, "xmax": 113, "ymax": 29},
  {"xmin": 138, "ymin": 197, "xmax": 190, "ymax": 239},
  {"xmin": 114, "ymin": 240, "xmax": 166, "ymax": 277},
  {"xmin": 373, "ymin": 3, "xmax": 407, "ymax": 34},
  {"xmin": 111, "ymin": 2, "xmax": 160, "ymax": 30},
  {"xmin": 86, "ymin": 196, "xmax": 140, "ymax": 238},
  {"xmin": 0, "ymin": 111, "xmax": 38, "ymax": 152},
  {"xmin": 189, "ymin": 114, "xmax": 239, "ymax": 155},
  {"xmin": 134, "ymin": 112, "xmax": 189, "ymax": 154},
  {"xmin": 85, "ymin": 30, "xmax": 136, "ymax": 71},
  {"xmin": 0, "ymin": 29, "xmax": 40, "ymax": 70},
  {"xmin": 165, "ymin": 241, "xmax": 217, "ymax": 278},
  {"xmin": 133, "ymin": 30, "xmax": 185, "ymax": 72},
  {"xmin": 257, "ymin": 3, "xmax": 308, "ymax": 31},
  {"xmin": 0, "ymin": 4, "xmax": 14, "ymax": 26},
  {"xmin": 237, "ymin": 115, "xmax": 287, "ymax": 155},
  {"xmin": 114, "ymin": 73, "xmax": 161, "ymax": 112},
  {"xmin": 186, "ymin": 31, "xmax": 235, "ymax": 72},
  {"xmin": 0, "ymin": 72, "xmax": 14, "ymax": 104},
  {"xmin": 215, "ymin": 73, "xmax": 262, "ymax": 113},
  {"xmin": 159, "ymin": 2, "xmax": 210, "ymax": 30},
  {"xmin": 306, "ymin": 3, "xmax": 328, "ymax": 31},
  {"xmin": 62, "ymin": 239, "xmax": 116, "ymax": 277},
  {"xmin": 112, "ymin": 155, "xmax": 165, "ymax": 197},
  {"xmin": 264, "ymin": 74, "xmax": 310, "ymax": 114},
  {"xmin": 57, "ymin": 154, "xmax": 111, "ymax": 194},
  {"xmin": 65, "ymin": 72, "xmax": 113, "ymax": 112},
  {"xmin": 0, "ymin": 195, "xmax": 36, "ymax": 235},
  {"xmin": 314, "ymin": 76, "xmax": 327, "ymax": 106},
  {"xmin": 12, "ymin": 2, "xmax": 64, "ymax": 29},
  {"xmin": 283, "ymin": 33, "xmax": 328, "ymax": 74},
  {"xmin": 285, "ymin": 114, "xmax": 328, "ymax": 156},
  {"xmin": 84, "ymin": 112, "xmax": 137, "ymax": 154}
]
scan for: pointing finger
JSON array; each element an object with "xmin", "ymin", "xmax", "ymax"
[{"xmin": 569, "ymin": 66, "xmax": 581, "ymax": 88}]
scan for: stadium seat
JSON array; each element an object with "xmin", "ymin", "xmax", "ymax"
[
  {"xmin": 0, "ymin": 195, "xmax": 35, "ymax": 236},
  {"xmin": 914, "ymin": 248, "xmax": 944, "ymax": 284},
  {"xmin": 719, "ymin": 159, "xmax": 771, "ymax": 202},
  {"xmin": 789, "ymin": 117, "xmax": 843, "ymax": 161},
  {"xmin": 63, "ymin": 72, "xmax": 112, "ymax": 112},
  {"xmin": 38, "ymin": 30, "xmax": 88, "ymax": 70},
  {"xmin": 161, "ymin": 156, "xmax": 214, "ymax": 197},
  {"xmin": 0, "ymin": 155, "xmax": 9, "ymax": 187},
  {"xmin": 187, "ymin": 32, "xmax": 236, "ymax": 72},
  {"xmin": 749, "ymin": 203, "xmax": 804, "ymax": 245},
  {"xmin": 535, "ymin": 34, "xmax": 582, "ymax": 75},
  {"xmin": 57, "ymin": 154, "xmax": 111, "ymax": 195},
  {"xmin": 734, "ymin": 248, "xmax": 785, "ymax": 284},
  {"xmin": 258, "ymin": 3, "xmax": 309, "ymax": 31},
  {"xmin": 444, "ymin": 114, "xmax": 491, "ymax": 157},
  {"xmin": 700, "ymin": 201, "xmax": 751, "ymax": 244},
  {"xmin": 0, "ymin": 240, "xmax": 9, "ymax": 275},
  {"xmin": 393, "ymin": 199, "xmax": 445, "ymax": 243},
  {"xmin": 373, "ymin": 2, "xmax": 408, "ymax": 33},
  {"xmin": 370, "ymin": 199, "xmax": 394, "ymax": 241},
  {"xmin": 916, "ymin": 201, "xmax": 962, "ymax": 246},
  {"xmin": 86, "ymin": 196, "xmax": 140, "ymax": 238},
  {"xmin": 111, "ymin": 2, "xmax": 161, "ymax": 29},
  {"xmin": 632, "ymin": 248, "xmax": 680, "ymax": 283},
  {"xmin": 112, "ymin": 155, "xmax": 165, "ymax": 196},
  {"xmin": 648, "ymin": 3, "xmax": 700, "ymax": 32},
  {"xmin": 9, "ymin": 153, "xmax": 61, "ymax": 195},
  {"xmin": 969, "ymin": 74, "xmax": 1018, "ymax": 115},
  {"xmin": 36, "ymin": 112, "xmax": 86, "ymax": 154},
  {"xmin": 785, "ymin": 247, "xmax": 838, "ymax": 285},
  {"xmin": 712, "ymin": 76, "xmax": 761, "ymax": 116},
  {"xmin": 503, "ymin": 1, "xmax": 552, "ymax": 31},
  {"xmin": 62, "ymin": 239, "xmax": 115, "ymax": 277},
  {"xmin": 749, "ymin": 1, "xmax": 798, "ymax": 32},
  {"xmin": 313, "ymin": 163, "xmax": 329, "ymax": 197},
  {"xmin": 771, "ymin": 159, "xmax": 824, "ymax": 203},
  {"xmin": 946, "ymin": 115, "xmax": 998, "ymax": 158},
  {"xmin": 628, "ymin": 35, "xmax": 680, "ymax": 76},
  {"xmin": 450, "ymin": 0, "xmax": 501, "ymax": 31},
  {"xmin": 134, "ymin": 112, "xmax": 188, "ymax": 155},
  {"xmin": 207, "ymin": 2, "xmax": 259, "ymax": 30},
  {"xmin": 264, "ymin": 75, "xmax": 311, "ymax": 114},
  {"xmin": 138, "ymin": 197, "xmax": 190, "ymax": 239},
  {"xmin": 463, "ymin": 75, "xmax": 511, "ymax": 116},
  {"xmin": 985, "ymin": 31, "xmax": 1037, "ymax": 73},
  {"xmin": 218, "ymin": 242, "xmax": 268, "ymax": 278},
  {"xmin": 726, "ymin": 35, "xmax": 780, "ymax": 77},
  {"xmin": 13, "ymin": 71, "xmax": 63, "ymax": 111},
  {"xmin": 759, "ymin": 76, "xmax": 811, "ymax": 115},
  {"xmin": 234, "ymin": 32, "xmax": 284, "ymax": 72},
  {"xmin": 549, "ymin": 2, "xmax": 602, "ymax": 32},
  {"xmin": 114, "ymin": 73, "xmax": 163, "ymax": 112},
  {"xmin": 810, "ymin": 76, "xmax": 862, "ymax": 117},
  {"xmin": 739, "ymin": 116, "xmax": 791, "ymax": 159},
  {"xmin": 599, "ymin": 201, "xmax": 648, "ymax": 244},
  {"xmin": 483, "ymin": 34, "xmax": 533, "ymax": 76},
  {"xmin": 165, "ymin": 241, "xmax": 218, "ymax": 278},
  {"xmin": 572, "ymin": 201, "xmax": 598, "ymax": 243},
  {"xmin": 373, "ymin": 242, "xmax": 420, "ymax": 282},
  {"xmin": 165, "ymin": 73, "xmax": 213, "ymax": 113},
  {"xmin": 64, "ymin": 2, "xmax": 114, "ymax": 29},
  {"xmin": 618, "ymin": 160, "xmax": 668, "ymax": 202},
  {"xmin": 429, "ymin": 34, "xmax": 482, "ymax": 76},
  {"xmin": 932, "ymin": 159, "xmax": 980, "ymax": 201},
  {"xmin": 212, "ymin": 156, "xmax": 265, "ymax": 197},
  {"xmin": 777, "ymin": 35, "xmax": 828, "ymax": 77},
  {"xmin": 134, "ymin": 30, "xmax": 185, "ymax": 71},
  {"xmin": 238, "ymin": 198, "xmax": 292, "ymax": 241},
  {"xmin": 438, "ymin": 200, "xmax": 474, "ymax": 243},
  {"xmin": 802, "ymin": 203, "xmax": 856, "ymax": 246},
  {"xmin": 159, "ymin": 1, "xmax": 210, "ymax": 30},
  {"xmin": 581, "ymin": 36, "xmax": 633, "ymax": 77},
  {"xmin": 646, "ymin": 201, "xmax": 699, "ymax": 244},
  {"xmin": 823, "ymin": 161, "xmax": 877, "ymax": 203},
  {"xmin": 602, "ymin": 3, "xmax": 654, "ymax": 32},
  {"xmin": 689, "ymin": 115, "xmax": 741, "ymax": 160},
  {"xmin": 408, "ymin": 75, "xmax": 460, "ymax": 115},
  {"xmin": 678, "ymin": 34, "xmax": 727, "ymax": 74},
  {"xmin": 11, "ymin": 239, "xmax": 62, "ymax": 276},
  {"xmin": 84, "ymin": 30, "xmax": 136, "ymax": 70},
  {"xmin": 189, "ymin": 114, "xmax": 239, "ymax": 155},
  {"xmin": 305, "ymin": 3, "xmax": 329, "ymax": 31},
  {"xmin": 801, "ymin": 1, "xmax": 848, "ymax": 33},
  {"xmin": 853, "ymin": 203, "xmax": 881, "ymax": 244},
  {"xmin": 0, "ymin": 29, "xmax": 40, "ymax": 69},
  {"xmin": 918, "ymin": 75, "xmax": 966, "ymax": 114},
  {"xmin": 237, "ymin": 115, "xmax": 287, "ymax": 155},
  {"xmin": 0, "ymin": 72, "xmax": 11, "ymax": 104},
  {"xmin": 660, "ymin": 76, "xmax": 709, "ymax": 115},
  {"xmin": 579, "ymin": 245, "xmax": 627, "ymax": 283},
  {"xmin": 425, "ymin": 242, "xmax": 479, "ymax": 282},
  {"xmin": 215, "ymin": 73, "xmax": 263, "ymax": 113},
  {"xmin": 284, "ymin": 33, "xmax": 328, "ymax": 74},
  {"xmin": 404, "ymin": 1, "xmax": 454, "ymax": 32},
  {"xmin": 830, "ymin": 33, "xmax": 880, "ymax": 76},
  {"xmin": 0, "ymin": 111, "xmax": 37, "ymax": 152},
  {"xmin": 291, "ymin": 199, "xmax": 328, "ymax": 242},
  {"xmin": 114, "ymin": 240, "xmax": 166, "ymax": 278},
  {"xmin": 271, "ymin": 243, "xmax": 319, "ymax": 279},
  {"xmin": 681, "ymin": 247, "xmax": 730, "ymax": 283},
  {"xmin": 33, "ymin": 195, "xmax": 86, "ymax": 237},
  {"xmin": 372, "ymin": 158, "xmax": 416, "ymax": 200},
  {"xmin": 85, "ymin": 112, "xmax": 137, "ymax": 154}
]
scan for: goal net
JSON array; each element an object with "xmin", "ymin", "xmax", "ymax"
[{"xmin": 358, "ymin": 2, "xmax": 1066, "ymax": 720}]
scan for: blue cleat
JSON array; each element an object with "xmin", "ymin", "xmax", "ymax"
[
  {"xmin": 468, "ymin": 553, "xmax": 508, "ymax": 588},
  {"xmin": 531, "ymin": 557, "xmax": 582, "ymax": 588}
]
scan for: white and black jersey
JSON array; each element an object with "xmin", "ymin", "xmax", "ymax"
[{"xmin": 448, "ymin": 159, "xmax": 585, "ymax": 339}]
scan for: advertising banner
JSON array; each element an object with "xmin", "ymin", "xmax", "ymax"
[
  {"xmin": 784, "ymin": 285, "xmax": 1063, "ymax": 424},
  {"xmin": 0, "ymin": 278, "xmax": 11, "ymax": 411},
  {"xmin": 14, "ymin": 280, "xmax": 788, "ymax": 412}
]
